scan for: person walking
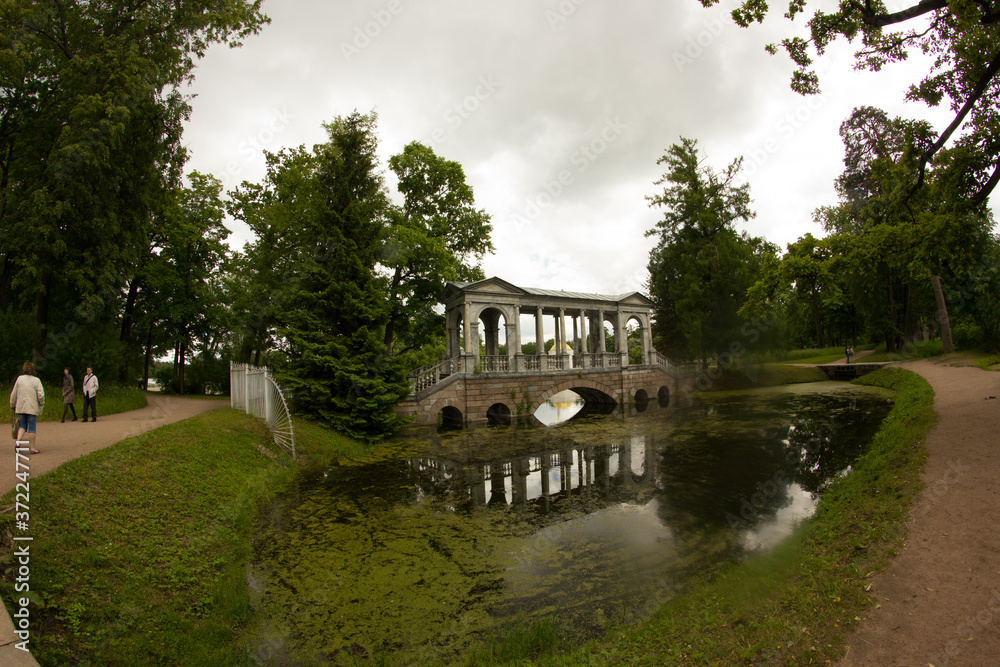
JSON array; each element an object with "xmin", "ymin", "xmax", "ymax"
[
  {"xmin": 82, "ymin": 366, "xmax": 99, "ymax": 422},
  {"xmin": 9, "ymin": 361, "xmax": 44, "ymax": 454},
  {"xmin": 61, "ymin": 367, "xmax": 78, "ymax": 422}
]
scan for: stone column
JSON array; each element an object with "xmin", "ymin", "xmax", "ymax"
[
  {"xmin": 535, "ymin": 307, "xmax": 544, "ymax": 357},
  {"xmin": 505, "ymin": 321, "xmax": 517, "ymax": 364},
  {"xmin": 616, "ymin": 311, "xmax": 628, "ymax": 366},
  {"xmin": 445, "ymin": 308, "xmax": 454, "ymax": 358},
  {"xmin": 579, "ymin": 309, "xmax": 587, "ymax": 353},
  {"xmin": 559, "ymin": 308, "xmax": 567, "ymax": 362},
  {"xmin": 598, "ymin": 310, "xmax": 607, "ymax": 353},
  {"xmin": 463, "ymin": 303, "xmax": 471, "ymax": 353}
]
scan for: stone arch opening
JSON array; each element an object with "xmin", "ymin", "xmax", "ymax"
[
  {"xmin": 477, "ymin": 306, "xmax": 508, "ymax": 358},
  {"xmin": 624, "ymin": 315, "xmax": 650, "ymax": 365},
  {"xmin": 572, "ymin": 386, "xmax": 618, "ymax": 418},
  {"xmin": 486, "ymin": 403, "xmax": 512, "ymax": 427},
  {"xmin": 438, "ymin": 406, "xmax": 463, "ymax": 429},
  {"xmin": 634, "ymin": 388, "xmax": 649, "ymax": 412},
  {"xmin": 657, "ymin": 385, "xmax": 671, "ymax": 407}
]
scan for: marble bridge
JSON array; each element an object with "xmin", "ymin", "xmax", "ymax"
[{"xmin": 395, "ymin": 277, "xmax": 689, "ymax": 427}]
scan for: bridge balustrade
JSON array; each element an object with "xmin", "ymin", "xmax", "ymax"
[{"xmin": 405, "ymin": 349, "xmax": 676, "ymax": 397}]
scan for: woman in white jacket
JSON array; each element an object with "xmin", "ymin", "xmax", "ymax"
[{"xmin": 9, "ymin": 361, "xmax": 44, "ymax": 454}]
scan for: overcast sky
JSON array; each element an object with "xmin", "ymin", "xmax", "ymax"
[{"xmin": 180, "ymin": 0, "xmax": 986, "ymax": 299}]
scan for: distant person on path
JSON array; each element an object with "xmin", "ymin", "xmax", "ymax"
[
  {"xmin": 61, "ymin": 367, "xmax": 77, "ymax": 423},
  {"xmin": 846, "ymin": 346, "xmax": 853, "ymax": 364},
  {"xmin": 82, "ymin": 366, "xmax": 99, "ymax": 422},
  {"xmin": 9, "ymin": 361, "xmax": 44, "ymax": 454}
]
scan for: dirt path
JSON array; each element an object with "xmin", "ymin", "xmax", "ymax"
[
  {"xmin": 3, "ymin": 394, "xmax": 227, "ymax": 496},
  {"xmin": 838, "ymin": 358, "xmax": 1000, "ymax": 666}
]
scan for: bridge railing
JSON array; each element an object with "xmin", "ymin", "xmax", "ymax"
[
  {"xmin": 409, "ymin": 357, "xmax": 458, "ymax": 394},
  {"xmin": 478, "ymin": 355, "xmax": 510, "ymax": 373},
  {"xmin": 230, "ymin": 362, "xmax": 295, "ymax": 459}
]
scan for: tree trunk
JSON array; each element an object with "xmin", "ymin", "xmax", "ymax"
[
  {"xmin": 931, "ymin": 275, "xmax": 954, "ymax": 353},
  {"xmin": 119, "ymin": 277, "xmax": 142, "ymax": 383},
  {"xmin": 0, "ymin": 254, "xmax": 11, "ymax": 304},
  {"xmin": 178, "ymin": 339, "xmax": 186, "ymax": 394},
  {"xmin": 33, "ymin": 271, "xmax": 52, "ymax": 359},
  {"xmin": 811, "ymin": 287, "xmax": 824, "ymax": 348},
  {"xmin": 143, "ymin": 320, "xmax": 154, "ymax": 390},
  {"xmin": 902, "ymin": 283, "xmax": 912, "ymax": 343},
  {"xmin": 886, "ymin": 269, "xmax": 897, "ymax": 352},
  {"xmin": 383, "ymin": 265, "xmax": 403, "ymax": 356}
]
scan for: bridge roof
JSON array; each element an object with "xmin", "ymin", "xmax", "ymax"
[{"xmin": 442, "ymin": 277, "xmax": 654, "ymax": 309}]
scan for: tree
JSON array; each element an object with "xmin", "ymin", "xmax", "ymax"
[
  {"xmin": 820, "ymin": 107, "xmax": 993, "ymax": 352},
  {"xmin": 227, "ymin": 146, "xmax": 322, "ymax": 365},
  {"xmin": 157, "ymin": 173, "xmax": 231, "ymax": 394},
  {"xmin": 646, "ymin": 138, "xmax": 777, "ymax": 363},
  {"xmin": 709, "ymin": 0, "xmax": 1000, "ymax": 203},
  {"xmin": 382, "ymin": 142, "xmax": 494, "ymax": 362},
  {"xmin": 0, "ymin": 0, "xmax": 268, "ymax": 362},
  {"xmin": 275, "ymin": 111, "xmax": 410, "ymax": 441}
]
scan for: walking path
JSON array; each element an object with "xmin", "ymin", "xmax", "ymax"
[
  {"xmin": 0, "ymin": 394, "xmax": 226, "ymax": 665},
  {"xmin": 838, "ymin": 357, "xmax": 1000, "ymax": 666}
]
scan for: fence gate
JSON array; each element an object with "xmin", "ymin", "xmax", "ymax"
[{"xmin": 230, "ymin": 362, "xmax": 295, "ymax": 459}]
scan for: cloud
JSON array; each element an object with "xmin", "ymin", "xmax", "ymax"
[{"xmin": 182, "ymin": 0, "xmax": 995, "ymax": 295}]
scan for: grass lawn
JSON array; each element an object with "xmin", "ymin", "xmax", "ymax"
[
  {"xmin": 0, "ymin": 409, "xmax": 361, "ymax": 666},
  {"xmin": 691, "ymin": 363, "xmax": 827, "ymax": 391},
  {"xmin": 973, "ymin": 351, "xmax": 1000, "ymax": 370},
  {"xmin": 1, "ymin": 383, "xmax": 147, "ymax": 423},
  {"xmin": 862, "ymin": 338, "xmax": 945, "ymax": 362}
]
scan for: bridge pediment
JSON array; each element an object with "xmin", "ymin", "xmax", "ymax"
[
  {"xmin": 617, "ymin": 292, "xmax": 655, "ymax": 308},
  {"xmin": 441, "ymin": 277, "xmax": 527, "ymax": 304}
]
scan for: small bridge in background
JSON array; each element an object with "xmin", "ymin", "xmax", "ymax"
[{"xmin": 396, "ymin": 277, "xmax": 691, "ymax": 427}]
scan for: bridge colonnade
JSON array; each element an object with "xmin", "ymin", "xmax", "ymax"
[{"xmin": 442, "ymin": 277, "xmax": 655, "ymax": 372}]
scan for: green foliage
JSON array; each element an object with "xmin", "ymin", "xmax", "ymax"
[
  {"xmin": 645, "ymin": 138, "xmax": 777, "ymax": 362},
  {"xmin": 0, "ymin": 0, "xmax": 269, "ymax": 366},
  {"xmin": 383, "ymin": 142, "xmax": 494, "ymax": 357},
  {"xmin": 270, "ymin": 112, "xmax": 410, "ymax": 441}
]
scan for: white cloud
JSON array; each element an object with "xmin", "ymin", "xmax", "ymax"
[{"xmin": 182, "ymin": 0, "xmax": 996, "ymax": 293}]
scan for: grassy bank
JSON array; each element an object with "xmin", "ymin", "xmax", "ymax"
[
  {"xmin": 0, "ymin": 409, "xmax": 361, "ymax": 665},
  {"xmin": 693, "ymin": 363, "xmax": 827, "ymax": 392},
  {"xmin": 1, "ymin": 383, "xmax": 147, "ymax": 422},
  {"xmin": 486, "ymin": 367, "xmax": 935, "ymax": 665}
]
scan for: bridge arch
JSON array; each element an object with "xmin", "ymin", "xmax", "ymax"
[{"xmin": 532, "ymin": 377, "xmax": 621, "ymax": 416}]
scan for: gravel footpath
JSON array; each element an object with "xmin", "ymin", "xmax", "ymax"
[{"xmin": 838, "ymin": 358, "xmax": 1000, "ymax": 666}]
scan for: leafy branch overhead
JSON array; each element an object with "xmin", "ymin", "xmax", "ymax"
[{"xmin": 703, "ymin": 0, "xmax": 1000, "ymax": 203}]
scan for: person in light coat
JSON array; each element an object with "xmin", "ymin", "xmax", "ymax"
[
  {"xmin": 10, "ymin": 361, "xmax": 44, "ymax": 454},
  {"xmin": 82, "ymin": 366, "xmax": 99, "ymax": 422}
]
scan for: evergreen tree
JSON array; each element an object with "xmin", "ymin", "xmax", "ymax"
[{"xmin": 276, "ymin": 112, "xmax": 409, "ymax": 440}]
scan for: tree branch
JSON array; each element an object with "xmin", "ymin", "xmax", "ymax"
[
  {"xmin": 972, "ymin": 161, "xmax": 1000, "ymax": 206},
  {"xmin": 856, "ymin": 0, "xmax": 948, "ymax": 28},
  {"xmin": 911, "ymin": 50, "xmax": 1000, "ymax": 194}
]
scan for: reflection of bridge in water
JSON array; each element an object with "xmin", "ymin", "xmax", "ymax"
[{"xmin": 409, "ymin": 435, "xmax": 659, "ymax": 513}]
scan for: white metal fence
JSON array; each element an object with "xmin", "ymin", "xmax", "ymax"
[{"xmin": 230, "ymin": 362, "xmax": 295, "ymax": 459}]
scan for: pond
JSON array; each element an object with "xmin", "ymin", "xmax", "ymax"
[{"xmin": 247, "ymin": 381, "xmax": 894, "ymax": 665}]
